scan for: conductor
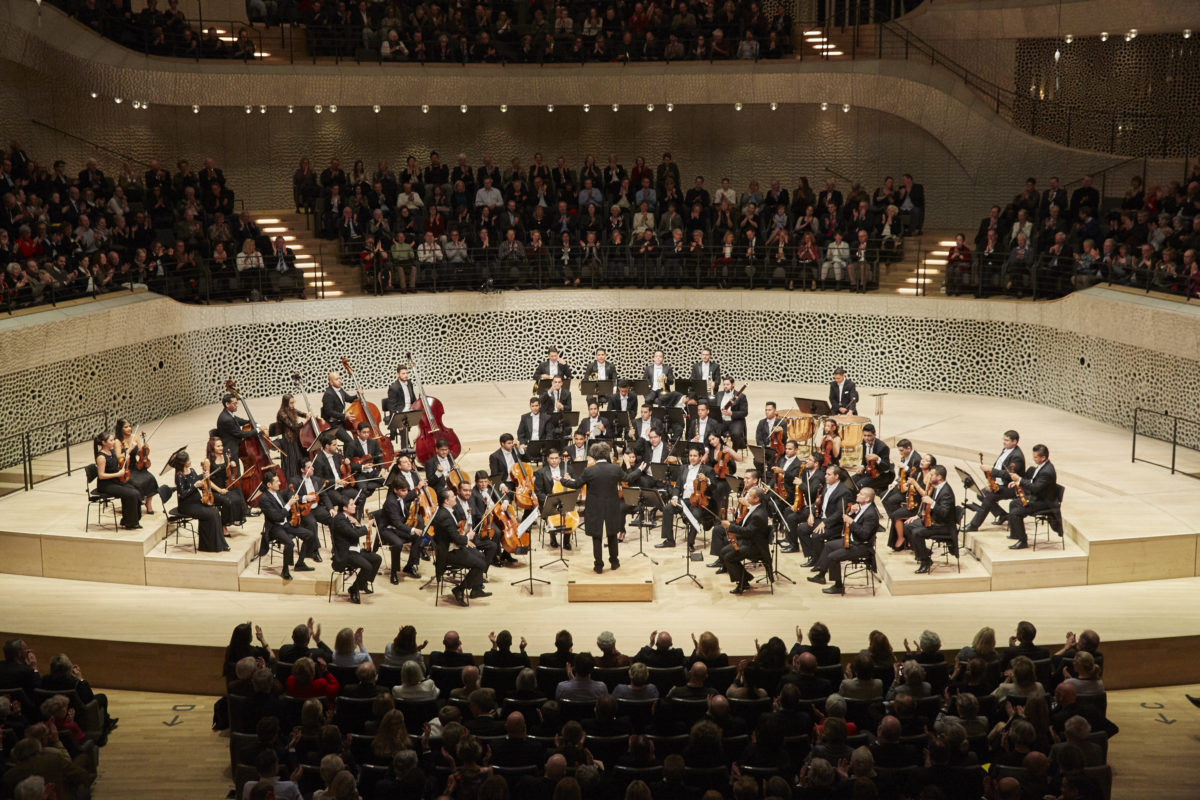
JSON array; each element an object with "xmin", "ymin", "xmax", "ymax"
[{"xmin": 562, "ymin": 442, "xmax": 638, "ymax": 574}]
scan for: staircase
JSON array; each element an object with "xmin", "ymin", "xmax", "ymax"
[
  {"xmin": 251, "ymin": 210, "xmax": 357, "ymax": 297},
  {"xmin": 876, "ymin": 231, "xmax": 953, "ymax": 296}
]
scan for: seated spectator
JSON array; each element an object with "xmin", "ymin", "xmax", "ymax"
[
  {"xmin": 373, "ymin": 750, "xmax": 426, "ymax": 798},
  {"xmin": 484, "ymin": 630, "xmax": 529, "ymax": 668},
  {"xmin": 539, "ymin": 630, "xmax": 575, "ymax": 669},
  {"xmin": 935, "ymin": 692, "xmax": 989, "ymax": 738},
  {"xmin": 430, "ymin": 631, "xmax": 473, "ymax": 668},
  {"xmin": 1062, "ymin": 652, "xmax": 1105, "ymax": 696},
  {"xmin": 383, "ymin": 625, "xmax": 426, "ymax": 668},
  {"xmin": 555, "ymin": 654, "xmax": 607, "ymax": 702},
  {"xmin": 688, "ymin": 631, "xmax": 729, "ymax": 669},
  {"xmin": 1003, "ymin": 621, "xmax": 1050, "ymax": 668},
  {"xmin": 870, "ymin": 715, "xmax": 922, "ymax": 768},
  {"xmin": 668, "ymin": 663, "xmax": 714, "ymax": 700},
  {"xmin": 613, "ymin": 662, "xmax": 659, "ymax": 701},
  {"xmin": 1054, "ymin": 629, "xmax": 1104, "ymax": 675},
  {"xmin": 2, "ymin": 736, "xmax": 94, "ymax": 798},
  {"xmin": 838, "ymin": 654, "xmax": 883, "ymax": 701},
  {"xmin": 634, "ymin": 631, "xmax": 686, "ymax": 668},
  {"xmin": 286, "ymin": 658, "xmax": 339, "ymax": 700},
  {"xmin": 330, "ymin": 627, "xmax": 371, "ymax": 668},
  {"xmin": 550, "ymin": 721, "xmax": 594, "ymax": 768},
  {"xmin": 368, "ymin": 709, "xmax": 412, "ymax": 766},
  {"xmin": 582, "ymin": 693, "xmax": 633, "ymax": 737},
  {"xmin": 450, "ymin": 666, "xmax": 481, "ymax": 701},
  {"xmin": 886, "ymin": 660, "xmax": 932, "ymax": 701},
  {"xmin": 992, "ymin": 655, "xmax": 1045, "ymax": 703},
  {"xmin": 957, "ymin": 626, "xmax": 1000, "ymax": 665},
  {"xmin": 491, "ymin": 711, "xmax": 547, "ymax": 767},
  {"xmin": 279, "ymin": 619, "xmax": 332, "ymax": 664},
  {"xmin": 392, "ymin": 661, "xmax": 437, "ymax": 702},
  {"xmin": 790, "ymin": 622, "xmax": 841, "ymax": 666},
  {"xmin": 243, "ymin": 750, "xmax": 300, "ymax": 800},
  {"xmin": 727, "ymin": 659, "xmax": 769, "ymax": 700},
  {"xmin": 594, "ymin": 631, "xmax": 631, "ymax": 669},
  {"xmin": 342, "ymin": 661, "xmax": 387, "ymax": 698}
]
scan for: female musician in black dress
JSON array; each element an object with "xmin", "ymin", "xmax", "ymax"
[
  {"xmin": 276, "ymin": 394, "xmax": 310, "ymax": 485},
  {"xmin": 93, "ymin": 433, "xmax": 143, "ymax": 530},
  {"xmin": 168, "ymin": 451, "xmax": 228, "ymax": 552},
  {"xmin": 206, "ymin": 436, "xmax": 250, "ymax": 527},
  {"xmin": 114, "ymin": 419, "xmax": 158, "ymax": 516},
  {"xmin": 887, "ymin": 453, "xmax": 937, "ymax": 551},
  {"xmin": 703, "ymin": 431, "xmax": 741, "ymax": 516},
  {"xmin": 819, "ymin": 418, "xmax": 842, "ymax": 467}
]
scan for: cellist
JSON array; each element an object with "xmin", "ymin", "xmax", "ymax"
[
  {"xmin": 469, "ymin": 471, "xmax": 518, "ymax": 565},
  {"xmin": 320, "ymin": 371, "xmax": 358, "ymax": 449},
  {"xmin": 378, "ymin": 481, "xmax": 423, "ymax": 583},
  {"xmin": 216, "ymin": 393, "xmax": 263, "ymax": 466},
  {"xmin": 535, "ymin": 449, "xmax": 573, "ymax": 550}
]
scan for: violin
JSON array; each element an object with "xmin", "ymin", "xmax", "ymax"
[
  {"xmin": 820, "ymin": 436, "xmax": 837, "ymax": 467},
  {"xmin": 134, "ymin": 436, "xmax": 151, "ymax": 471},
  {"xmin": 773, "ymin": 466, "xmax": 785, "ymax": 497},
  {"xmin": 340, "ymin": 358, "xmax": 395, "ymax": 465},
  {"xmin": 117, "ymin": 452, "xmax": 131, "ymax": 482},
  {"xmin": 406, "ymin": 352, "xmax": 461, "ymax": 463},
  {"xmin": 792, "ymin": 477, "xmax": 806, "ymax": 512},
  {"xmin": 725, "ymin": 498, "xmax": 741, "ymax": 552},
  {"xmin": 922, "ymin": 482, "xmax": 933, "ymax": 526},
  {"xmin": 690, "ymin": 473, "xmax": 710, "ymax": 508},
  {"xmin": 843, "ymin": 500, "xmax": 853, "ymax": 548},
  {"xmin": 713, "ymin": 446, "xmax": 732, "ymax": 479},
  {"xmin": 290, "ymin": 480, "xmax": 315, "ymax": 527},
  {"xmin": 768, "ymin": 426, "xmax": 786, "ymax": 460},
  {"xmin": 225, "ymin": 379, "xmax": 279, "ymax": 507},
  {"xmin": 339, "ymin": 456, "xmax": 357, "ymax": 488},
  {"xmin": 293, "ymin": 372, "xmax": 331, "ymax": 451},
  {"xmin": 511, "ymin": 461, "xmax": 537, "ymax": 509},
  {"xmin": 865, "ymin": 455, "xmax": 878, "ymax": 479},
  {"xmin": 980, "ymin": 452, "xmax": 999, "ymax": 492},
  {"xmin": 1012, "ymin": 472, "xmax": 1029, "ymax": 506}
]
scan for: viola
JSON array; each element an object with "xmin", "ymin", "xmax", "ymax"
[
  {"xmin": 843, "ymin": 500, "xmax": 853, "ymax": 548},
  {"xmin": 511, "ymin": 461, "xmax": 537, "ymax": 509},
  {"xmin": 768, "ymin": 426, "xmax": 786, "ymax": 459},
  {"xmin": 339, "ymin": 456, "xmax": 357, "ymax": 488},
  {"xmin": 340, "ymin": 358, "xmax": 395, "ymax": 465},
  {"xmin": 224, "ymin": 379, "xmax": 278, "ymax": 507},
  {"xmin": 292, "ymin": 373, "xmax": 331, "ymax": 451},
  {"xmin": 792, "ymin": 479, "xmax": 806, "ymax": 512},
  {"xmin": 497, "ymin": 502, "xmax": 526, "ymax": 553},
  {"xmin": 865, "ymin": 456, "xmax": 878, "ymax": 479},
  {"xmin": 820, "ymin": 436, "xmax": 836, "ymax": 468},
  {"xmin": 690, "ymin": 473, "xmax": 710, "ymax": 508},
  {"xmin": 980, "ymin": 452, "xmax": 1000, "ymax": 492},
  {"xmin": 289, "ymin": 480, "xmax": 315, "ymax": 527},
  {"xmin": 405, "ymin": 352, "xmax": 462, "ymax": 463},
  {"xmin": 773, "ymin": 467, "xmax": 785, "ymax": 497}
]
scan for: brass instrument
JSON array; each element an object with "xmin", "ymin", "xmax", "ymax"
[
  {"xmin": 655, "ymin": 373, "xmax": 667, "ymax": 391},
  {"xmin": 586, "ymin": 370, "xmax": 598, "ymax": 382},
  {"xmin": 706, "ymin": 378, "xmax": 715, "ymax": 396}
]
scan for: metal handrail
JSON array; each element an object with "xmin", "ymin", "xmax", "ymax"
[
  {"xmin": 0, "ymin": 409, "xmax": 111, "ymax": 487},
  {"xmin": 1132, "ymin": 408, "xmax": 1200, "ymax": 478},
  {"xmin": 30, "ymin": 119, "xmax": 152, "ymax": 170}
]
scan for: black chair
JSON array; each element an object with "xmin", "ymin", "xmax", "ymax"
[
  {"xmin": 536, "ymin": 666, "xmax": 569, "ymax": 698},
  {"xmin": 492, "ymin": 764, "xmax": 540, "ymax": 785},
  {"xmin": 705, "ymin": 665, "xmax": 739, "ymax": 692},
  {"xmin": 348, "ymin": 732, "xmax": 375, "ymax": 763},
  {"xmin": 647, "ymin": 732, "xmax": 689, "ymax": 756},
  {"xmin": 594, "ymin": 666, "xmax": 630, "ymax": 692},
  {"xmin": 395, "ymin": 699, "xmax": 439, "ymax": 735},
  {"xmin": 738, "ymin": 765, "xmax": 782, "ymax": 781},
  {"xmin": 558, "ymin": 698, "xmax": 597, "ymax": 721},
  {"xmin": 429, "ymin": 664, "xmax": 465, "ymax": 698},
  {"xmin": 501, "ymin": 697, "xmax": 548, "ymax": 719},
  {"xmin": 1030, "ymin": 658, "xmax": 1054, "ymax": 689},
  {"xmin": 1032, "ymin": 485, "xmax": 1067, "ymax": 550},
  {"xmin": 746, "ymin": 666, "xmax": 786, "ymax": 696},
  {"xmin": 914, "ymin": 695, "xmax": 944, "ymax": 721},
  {"xmin": 586, "ymin": 733, "xmax": 630, "ymax": 766},
  {"xmin": 684, "ymin": 765, "xmax": 730, "ymax": 792},
  {"xmin": 727, "ymin": 696, "xmax": 772, "ymax": 729},
  {"xmin": 83, "ymin": 463, "xmax": 119, "ymax": 531},
  {"xmin": 326, "ymin": 664, "xmax": 360, "ymax": 687},
  {"xmin": 229, "ymin": 730, "xmax": 259, "ymax": 771},
  {"xmin": 842, "ymin": 697, "xmax": 881, "ymax": 729},
  {"xmin": 782, "ymin": 734, "xmax": 811, "ymax": 765},
  {"xmin": 1082, "ymin": 764, "xmax": 1113, "ymax": 800},
  {"xmin": 664, "ymin": 696, "xmax": 708, "ymax": 726},
  {"xmin": 376, "ymin": 664, "xmax": 405, "ymax": 688},
  {"xmin": 924, "ymin": 661, "xmax": 951, "ymax": 694},
  {"xmin": 611, "ymin": 764, "xmax": 662, "ymax": 787},
  {"xmin": 1087, "ymin": 729, "xmax": 1109, "ymax": 763},
  {"xmin": 481, "ymin": 665, "xmax": 525, "ymax": 699},
  {"xmin": 255, "ymin": 522, "xmax": 290, "ymax": 576},
  {"xmin": 723, "ymin": 733, "xmax": 749, "ymax": 764},
  {"xmin": 327, "ymin": 559, "xmax": 358, "ymax": 602},
  {"xmin": 816, "ymin": 663, "xmax": 845, "ymax": 684},
  {"xmin": 1074, "ymin": 692, "xmax": 1109, "ymax": 719},
  {"xmin": 232, "ymin": 763, "xmax": 260, "ymax": 799},
  {"xmin": 930, "ymin": 507, "xmax": 966, "ymax": 573},
  {"xmin": 272, "ymin": 661, "xmax": 295, "ymax": 684},
  {"xmin": 841, "ymin": 547, "xmax": 878, "ymax": 594},
  {"xmin": 645, "ymin": 666, "xmax": 686, "ymax": 696},
  {"xmin": 616, "ymin": 697, "xmax": 658, "ymax": 733},
  {"xmin": 433, "ymin": 557, "xmax": 468, "ymax": 606},
  {"xmin": 358, "ymin": 764, "xmax": 390, "ymax": 797},
  {"xmin": 225, "ymin": 693, "xmax": 251, "ymax": 734},
  {"xmin": 156, "ymin": 485, "xmax": 196, "ymax": 552},
  {"xmin": 334, "ymin": 696, "xmax": 376, "ymax": 734}
]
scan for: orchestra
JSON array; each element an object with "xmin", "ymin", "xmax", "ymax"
[{"xmin": 115, "ymin": 349, "xmax": 1059, "ymax": 603}]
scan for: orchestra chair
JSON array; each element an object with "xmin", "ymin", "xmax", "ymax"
[
  {"xmin": 255, "ymin": 522, "xmax": 290, "ymax": 576},
  {"xmin": 432, "ymin": 556, "xmax": 468, "ymax": 606},
  {"xmin": 83, "ymin": 464, "xmax": 119, "ymax": 532},
  {"xmin": 929, "ymin": 507, "xmax": 966, "ymax": 574},
  {"xmin": 746, "ymin": 553, "xmax": 776, "ymax": 594},
  {"xmin": 1031, "ymin": 485, "xmax": 1067, "ymax": 550},
  {"xmin": 326, "ymin": 559, "xmax": 358, "ymax": 602},
  {"xmin": 840, "ymin": 544, "xmax": 878, "ymax": 596},
  {"xmin": 158, "ymin": 485, "xmax": 197, "ymax": 553}
]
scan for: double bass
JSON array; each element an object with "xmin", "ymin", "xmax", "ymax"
[
  {"xmin": 405, "ymin": 352, "xmax": 462, "ymax": 463},
  {"xmin": 339, "ymin": 358, "xmax": 395, "ymax": 466},
  {"xmin": 293, "ymin": 373, "xmax": 331, "ymax": 452},
  {"xmin": 224, "ymin": 379, "xmax": 278, "ymax": 507}
]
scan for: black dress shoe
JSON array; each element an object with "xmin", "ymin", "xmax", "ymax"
[
  {"xmin": 964, "ymin": 524, "xmax": 980, "ymax": 533},
  {"xmin": 654, "ymin": 540, "xmax": 676, "ymax": 548},
  {"xmin": 549, "ymin": 538, "xmax": 560, "ymax": 549},
  {"xmin": 311, "ymin": 553, "xmax": 323, "ymax": 563},
  {"xmin": 563, "ymin": 540, "xmax": 572, "ymax": 550},
  {"xmin": 915, "ymin": 563, "xmax": 931, "ymax": 574},
  {"xmin": 822, "ymin": 584, "xmax": 845, "ymax": 594},
  {"xmin": 807, "ymin": 573, "xmax": 827, "ymax": 585},
  {"xmin": 349, "ymin": 589, "xmax": 361, "ymax": 604},
  {"xmin": 469, "ymin": 588, "xmax": 493, "ymax": 598},
  {"xmin": 730, "ymin": 583, "xmax": 747, "ymax": 595},
  {"xmin": 1009, "ymin": 542, "xmax": 1028, "ymax": 550},
  {"xmin": 714, "ymin": 567, "xmax": 727, "ymax": 575},
  {"xmin": 707, "ymin": 560, "xmax": 722, "ymax": 568},
  {"xmin": 390, "ymin": 572, "xmax": 400, "ymax": 585},
  {"xmin": 450, "ymin": 588, "xmax": 468, "ymax": 607},
  {"xmin": 363, "ymin": 586, "xmax": 374, "ymax": 594},
  {"xmin": 281, "ymin": 570, "xmax": 293, "ymax": 581},
  {"xmin": 610, "ymin": 561, "xmax": 620, "ymax": 571},
  {"xmin": 799, "ymin": 558, "xmax": 815, "ymax": 568},
  {"xmin": 996, "ymin": 514, "xmax": 1009, "ymax": 525},
  {"xmin": 593, "ymin": 565, "xmax": 604, "ymax": 574},
  {"xmin": 294, "ymin": 563, "xmax": 314, "ymax": 572},
  {"xmin": 403, "ymin": 566, "xmax": 421, "ymax": 578}
]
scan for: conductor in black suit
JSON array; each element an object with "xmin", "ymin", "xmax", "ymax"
[
  {"xmin": 966, "ymin": 430, "xmax": 1026, "ymax": 532},
  {"xmin": 720, "ymin": 486, "xmax": 773, "ymax": 594},
  {"xmin": 431, "ymin": 489, "xmax": 488, "ymax": 606},
  {"xmin": 321, "ymin": 371, "xmax": 358, "ymax": 449},
  {"xmin": 829, "ymin": 368, "xmax": 858, "ymax": 415},
  {"xmin": 562, "ymin": 442, "xmax": 638, "ymax": 573},
  {"xmin": 909, "ymin": 466, "xmax": 958, "ymax": 574},
  {"xmin": 808, "ymin": 487, "xmax": 879, "ymax": 594},
  {"xmin": 216, "ymin": 394, "xmax": 260, "ymax": 463},
  {"xmin": 1006, "ymin": 444, "xmax": 1058, "ymax": 550},
  {"xmin": 331, "ymin": 496, "xmax": 382, "ymax": 603}
]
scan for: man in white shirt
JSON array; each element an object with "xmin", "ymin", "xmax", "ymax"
[
  {"xmin": 474, "ymin": 177, "xmax": 503, "ymax": 212},
  {"xmin": 657, "ymin": 445, "xmax": 714, "ymax": 551}
]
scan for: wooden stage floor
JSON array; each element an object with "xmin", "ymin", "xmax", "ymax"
[{"xmin": 2, "ymin": 381, "xmax": 1199, "ymax": 691}]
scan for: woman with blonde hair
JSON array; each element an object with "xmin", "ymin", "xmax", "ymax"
[
  {"xmin": 688, "ymin": 631, "xmax": 729, "ymax": 668},
  {"xmin": 370, "ymin": 709, "xmax": 412, "ymax": 764}
]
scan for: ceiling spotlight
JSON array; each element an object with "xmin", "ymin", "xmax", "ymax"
[
  {"xmin": 114, "ymin": 97, "xmax": 122, "ymax": 104},
  {"xmin": 1099, "ymin": 32, "xmax": 1108, "ymax": 41},
  {"xmin": 314, "ymin": 105, "xmax": 322, "ymax": 113},
  {"xmin": 666, "ymin": 103, "xmax": 673, "ymax": 112},
  {"xmin": 612, "ymin": 103, "xmax": 619, "ymax": 112},
  {"xmin": 1128, "ymin": 28, "xmax": 1137, "ymax": 39},
  {"xmin": 770, "ymin": 102, "xmax": 778, "ymax": 111},
  {"xmin": 329, "ymin": 105, "xmax": 337, "ymax": 113},
  {"xmin": 500, "ymin": 104, "xmax": 508, "ymax": 112},
  {"xmin": 259, "ymin": 105, "xmax": 266, "ymax": 114},
  {"xmin": 734, "ymin": 102, "xmax": 742, "ymax": 111},
  {"xmin": 132, "ymin": 101, "xmax": 141, "ymax": 109},
  {"xmin": 245, "ymin": 105, "xmax": 252, "ymax": 114},
  {"xmin": 90, "ymin": 91, "xmax": 98, "ymax": 99},
  {"xmin": 1184, "ymin": 29, "xmax": 1192, "ymax": 39},
  {"xmin": 842, "ymin": 103, "xmax": 850, "ymax": 113},
  {"xmin": 583, "ymin": 104, "xmax": 590, "ymax": 112},
  {"xmin": 372, "ymin": 104, "xmax": 380, "ymax": 114},
  {"xmin": 460, "ymin": 104, "xmax": 468, "ymax": 113},
  {"xmin": 820, "ymin": 102, "xmax": 828, "ymax": 111},
  {"xmin": 421, "ymin": 104, "xmax": 429, "ymax": 113},
  {"xmin": 547, "ymin": 104, "xmax": 554, "ymax": 112},
  {"xmin": 1064, "ymin": 34, "xmax": 1073, "ymax": 44},
  {"xmin": 646, "ymin": 103, "xmax": 654, "ymax": 112},
  {"xmin": 287, "ymin": 105, "xmax": 294, "ymax": 113},
  {"xmin": 141, "ymin": 101, "xmax": 149, "ymax": 111},
  {"xmin": 192, "ymin": 104, "xmax": 200, "ymax": 114}
]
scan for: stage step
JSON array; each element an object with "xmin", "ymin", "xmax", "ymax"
[
  {"xmin": 876, "ymin": 546, "xmax": 992, "ymax": 595},
  {"xmin": 144, "ymin": 524, "xmax": 261, "ymax": 592},
  {"xmin": 566, "ymin": 555, "xmax": 654, "ymax": 602},
  {"xmin": 964, "ymin": 527, "xmax": 1089, "ymax": 591}
]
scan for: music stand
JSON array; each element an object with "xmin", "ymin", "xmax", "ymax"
[
  {"xmin": 748, "ymin": 444, "xmax": 774, "ymax": 472},
  {"xmin": 648, "ymin": 462, "xmax": 677, "ymax": 485},
  {"xmin": 524, "ymin": 439, "xmax": 562, "ymax": 465},
  {"xmin": 954, "ymin": 466, "xmax": 983, "ymax": 563},
  {"xmin": 665, "ymin": 407, "xmax": 687, "ymax": 435},
  {"xmin": 535, "ymin": 377, "xmax": 573, "ymax": 394},
  {"xmin": 551, "ymin": 411, "xmax": 580, "ymax": 431},
  {"xmin": 759, "ymin": 487, "xmax": 796, "ymax": 584},
  {"xmin": 620, "ymin": 486, "xmax": 661, "ymax": 564},
  {"xmin": 539, "ymin": 489, "xmax": 578, "ymax": 570},
  {"xmin": 630, "ymin": 379, "xmax": 651, "ymax": 396},
  {"xmin": 665, "ymin": 500, "xmax": 704, "ymax": 589},
  {"xmin": 794, "ymin": 398, "xmax": 832, "ymax": 416},
  {"xmin": 676, "ymin": 379, "xmax": 709, "ymax": 397},
  {"xmin": 611, "ymin": 410, "xmax": 634, "ymax": 438},
  {"xmin": 580, "ymin": 379, "xmax": 616, "ymax": 400},
  {"xmin": 390, "ymin": 409, "xmax": 424, "ymax": 449}
]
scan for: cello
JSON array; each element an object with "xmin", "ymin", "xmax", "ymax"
[
  {"xmin": 292, "ymin": 373, "xmax": 331, "ymax": 452},
  {"xmin": 339, "ymin": 358, "xmax": 395, "ymax": 465},
  {"xmin": 405, "ymin": 352, "xmax": 461, "ymax": 463},
  {"xmin": 224, "ymin": 379, "xmax": 278, "ymax": 507}
]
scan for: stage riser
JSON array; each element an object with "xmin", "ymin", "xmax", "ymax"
[
  {"xmin": 0, "ymin": 533, "xmax": 43, "ymax": 577},
  {"xmin": 1087, "ymin": 537, "xmax": 1200, "ymax": 585}
]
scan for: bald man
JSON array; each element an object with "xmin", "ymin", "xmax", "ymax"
[
  {"xmin": 321, "ymin": 371, "xmax": 359, "ymax": 449},
  {"xmin": 490, "ymin": 711, "xmax": 547, "ymax": 766}
]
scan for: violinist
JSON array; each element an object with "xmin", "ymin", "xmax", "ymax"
[
  {"xmin": 331, "ymin": 496, "xmax": 382, "ymax": 604},
  {"xmin": 389, "ymin": 453, "xmax": 426, "ymax": 492},
  {"xmin": 541, "ymin": 375, "xmax": 572, "ymax": 415},
  {"xmin": 770, "ymin": 440, "xmax": 804, "ymax": 503},
  {"xmin": 423, "ymin": 437, "xmax": 457, "ymax": 494},
  {"xmin": 431, "ymin": 488, "xmax": 488, "ymax": 607},
  {"xmin": 275, "ymin": 394, "xmax": 311, "ymax": 485},
  {"xmin": 535, "ymin": 450, "xmax": 574, "ymax": 551},
  {"xmin": 93, "ymin": 433, "xmax": 142, "ymax": 530},
  {"xmin": 703, "ymin": 431, "xmax": 740, "ymax": 513},
  {"xmin": 818, "ymin": 418, "xmax": 842, "ymax": 467},
  {"xmin": 378, "ymin": 482, "xmax": 423, "ymax": 583},
  {"xmin": 687, "ymin": 400, "xmax": 723, "ymax": 443},
  {"xmin": 533, "ymin": 346, "xmax": 573, "ymax": 382},
  {"xmin": 807, "ymin": 487, "xmax": 879, "ymax": 594},
  {"xmin": 206, "ymin": 436, "xmax": 250, "ymax": 527},
  {"xmin": 851, "ymin": 424, "xmax": 893, "ymax": 493},
  {"xmin": 795, "ymin": 466, "xmax": 851, "ymax": 566},
  {"xmin": 880, "ymin": 439, "xmax": 921, "ymax": 524},
  {"xmin": 454, "ymin": 480, "xmax": 503, "ymax": 569},
  {"xmin": 487, "ymin": 434, "xmax": 520, "ymax": 492},
  {"xmin": 754, "ymin": 401, "xmax": 784, "ymax": 475},
  {"xmin": 216, "ymin": 393, "xmax": 262, "ymax": 467},
  {"xmin": 562, "ymin": 442, "xmax": 640, "ymax": 574},
  {"xmin": 829, "ymin": 368, "xmax": 859, "ymax": 415},
  {"xmin": 887, "ymin": 453, "xmax": 934, "ymax": 551},
  {"xmin": 168, "ymin": 450, "xmax": 227, "ymax": 552},
  {"xmin": 313, "ymin": 433, "xmax": 353, "ymax": 511},
  {"xmin": 320, "ymin": 371, "xmax": 358, "ymax": 449},
  {"xmin": 965, "ymin": 430, "xmax": 1026, "ymax": 533},
  {"xmin": 114, "ymin": 419, "xmax": 158, "ymax": 516},
  {"xmin": 657, "ymin": 444, "xmax": 715, "ymax": 552},
  {"xmin": 907, "ymin": 465, "xmax": 957, "ymax": 574},
  {"xmin": 566, "ymin": 431, "xmax": 591, "ymax": 463},
  {"xmin": 720, "ymin": 485, "xmax": 773, "ymax": 594},
  {"xmin": 631, "ymin": 427, "xmax": 672, "ymax": 494},
  {"xmin": 714, "ymin": 377, "xmax": 749, "ymax": 450},
  {"xmin": 347, "ymin": 421, "xmax": 386, "ymax": 500},
  {"xmin": 643, "ymin": 350, "xmax": 677, "ymax": 406},
  {"xmin": 258, "ymin": 470, "xmax": 319, "ymax": 580},
  {"xmin": 295, "ymin": 459, "xmax": 335, "ymax": 528},
  {"xmin": 516, "ymin": 397, "xmax": 554, "ymax": 449},
  {"xmin": 608, "ymin": 380, "xmax": 639, "ymax": 417},
  {"xmin": 576, "ymin": 399, "xmax": 611, "ymax": 441},
  {"xmin": 782, "ymin": 453, "xmax": 826, "ymax": 550}
]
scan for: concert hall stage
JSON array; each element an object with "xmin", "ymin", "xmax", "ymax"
[{"xmin": 2, "ymin": 381, "xmax": 1199, "ymax": 695}]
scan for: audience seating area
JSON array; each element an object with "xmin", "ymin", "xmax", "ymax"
[
  {"xmin": 299, "ymin": 153, "xmax": 923, "ymax": 294},
  {"xmin": 215, "ymin": 619, "xmax": 1117, "ymax": 800}
]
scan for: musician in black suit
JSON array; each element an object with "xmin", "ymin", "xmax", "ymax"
[
  {"xmin": 424, "ymin": 437, "xmax": 458, "ymax": 493},
  {"xmin": 608, "ymin": 381, "xmax": 639, "ymax": 418},
  {"xmin": 566, "ymin": 431, "xmax": 591, "ymax": 464},
  {"xmin": 216, "ymin": 394, "xmax": 260, "ymax": 463},
  {"xmin": 533, "ymin": 346, "xmax": 573, "ymax": 382},
  {"xmin": 829, "ymin": 368, "xmax": 858, "ymax": 415},
  {"xmin": 576, "ymin": 400, "xmax": 611, "ymax": 441},
  {"xmin": 563, "ymin": 442, "xmax": 639, "ymax": 573},
  {"xmin": 331, "ymin": 497, "xmax": 382, "ymax": 603},
  {"xmin": 630, "ymin": 427, "xmax": 671, "ymax": 490},
  {"xmin": 852, "ymin": 424, "xmax": 893, "ymax": 493},
  {"xmin": 754, "ymin": 401, "xmax": 785, "ymax": 468},
  {"xmin": 321, "ymin": 371, "xmax": 358, "ymax": 449},
  {"xmin": 808, "ymin": 487, "xmax": 879, "ymax": 594},
  {"xmin": 378, "ymin": 482, "xmax": 423, "ymax": 582},
  {"xmin": 713, "ymin": 376, "xmax": 748, "ymax": 450},
  {"xmin": 388, "ymin": 453, "xmax": 425, "ymax": 493},
  {"xmin": 629, "ymin": 405, "xmax": 662, "ymax": 447},
  {"xmin": 540, "ymin": 375, "xmax": 572, "ymax": 414},
  {"xmin": 535, "ymin": 450, "xmax": 573, "ymax": 550},
  {"xmin": 687, "ymin": 400, "xmax": 723, "ymax": 443},
  {"xmin": 1006, "ymin": 444, "xmax": 1059, "ymax": 549},
  {"xmin": 965, "ymin": 430, "xmax": 1026, "ymax": 532},
  {"xmin": 386, "ymin": 364, "xmax": 418, "ymax": 426},
  {"xmin": 258, "ymin": 471, "xmax": 319, "ymax": 580},
  {"xmin": 293, "ymin": 458, "xmax": 335, "ymax": 528},
  {"xmin": 643, "ymin": 350, "xmax": 677, "ymax": 406},
  {"xmin": 690, "ymin": 348, "xmax": 722, "ymax": 390},
  {"xmin": 487, "ymin": 434, "xmax": 521, "ymax": 492},
  {"xmin": 880, "ymin": 439, "xmax": 921, "ymax": 520},
  {"xmin": 657, "ymin": 444, "xmax": 715, "ymax": 551},
  {"xmin": 771, "ymin": 441, "xmax": 806, "ymax": 551},
  {"xmin": 452, "ymin": 481, "xmax": 502, "ymax": 568},
  {"xmin": 584, "ymin": 349, "xmax": 618, "ymax": 397},
  {"xmin": 795, "ymin": 466, "xmax": 851, "ymax": 564},
  {"xmin": 720, "ymin": 485, "xmax": 773, "ymax": 593},
  {"xmin": 908, "ymin": 466, "xmax": 958, "ymax": 573},
  {"xmin": 312, "ymin": 434, "xmax": 353, "ymax": 510},
  {"xmin": 516, "ymin": 397, "xmax": 555, "ymax": 448},
  {"xmin": 431, "ymin": 489, "xmax": 488, "ymax": 606},
  {"xmin": 346, "ymin": 422, "xmax": 386, "ymax": 502}
]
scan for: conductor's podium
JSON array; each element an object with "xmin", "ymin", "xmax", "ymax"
[{"xmin": 565, "ymin": 553, "xmax": 654, "ymax": 602}]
